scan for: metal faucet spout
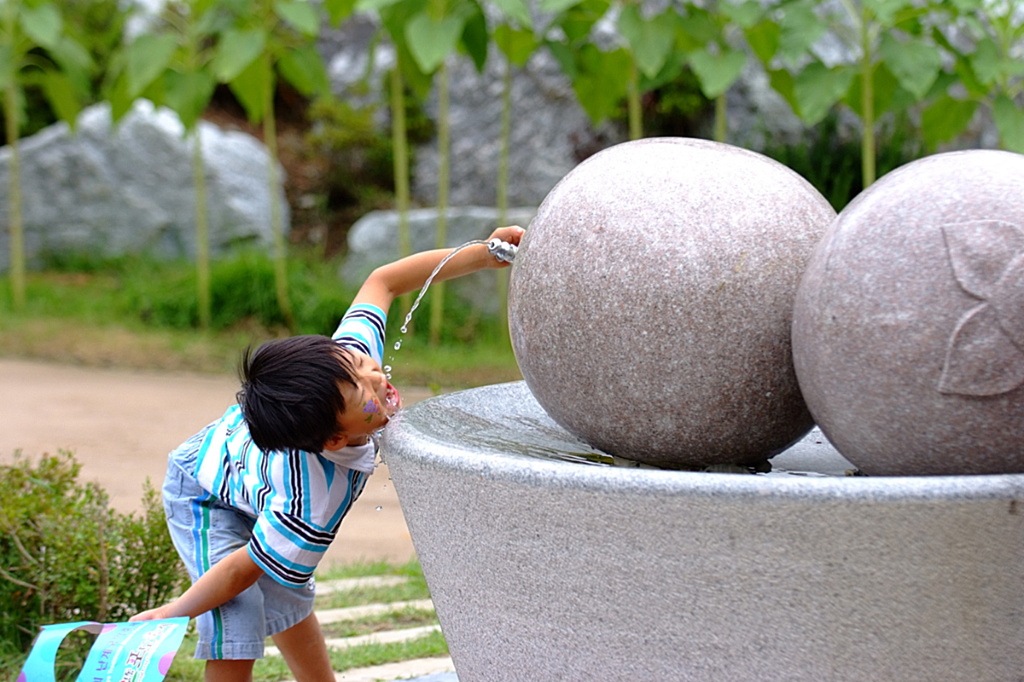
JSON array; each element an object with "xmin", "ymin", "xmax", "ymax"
[{"xmin": 487, "ymin": 238, "xmax": 518, "ymax": 263}]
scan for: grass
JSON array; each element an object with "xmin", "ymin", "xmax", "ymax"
[
  {"xmin": 314, "ymin": 558, "xmax": 433, "ymax": 610},
  {"xmin": 319, "ymin": 607, "xmax": 439, "ymax": 639},
  {"xmin": 316, "ymin": 558, "xmax": 425, "ymax": 580},
  {"xmin": 156, "ymin": 559, "xmax": 445, "ymax": 682},
  {"xmin": 325, "ymin": 630, "xmax": 448, "ymax": 671},
  {"xmin": 0, "ymin": 252, "xmax": 522, "ymax": 389},
  {"xmin": 314, "ymin": 579, "xmax": 433, "ymax": 611}
]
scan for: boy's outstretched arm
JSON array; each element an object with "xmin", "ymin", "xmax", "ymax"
[
  {"xmin": 351, "ymin": 225, "xmax": 525, "ymax": 313},
  {"xmin": 129, "ymin": 546, "xmax": 263, "ymax": 621}
]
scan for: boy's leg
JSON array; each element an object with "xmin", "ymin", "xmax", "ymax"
[
  {"xmin": 270, "ymin": 611, "xmax": 335, "ymax": 682},
  {"xmin": 205, "ymin": 658, "xmax": 255, "ymax": 682}
]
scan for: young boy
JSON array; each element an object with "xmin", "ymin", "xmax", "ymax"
[{"xmin": 131, "ymin": 225, "xmax": 524, "ymax": 682}]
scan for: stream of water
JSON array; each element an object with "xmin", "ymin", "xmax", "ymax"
[
  {"xmin": 384, "ymin": 239, "xmax": 491, "ymax": 375},
  {"xmin": 385, "ymin": 237, "xmax": 495, "ymax": 376},
  {"xmin": 400, "ymin": 239, "xmax": 489, "ymax": 337}
]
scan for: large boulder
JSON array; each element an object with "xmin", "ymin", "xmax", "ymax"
[
  {"xmin": 0, "ymin": 100, "xmax": 288, "ymax": 271},
  {"xmin": 508, "ymin": 138, "xmax": 835, "ymax": 469}
]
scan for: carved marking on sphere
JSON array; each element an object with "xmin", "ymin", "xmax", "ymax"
[{"xmin": 939, "ymin": 220, "xmax": 1024, "ymax": 396}]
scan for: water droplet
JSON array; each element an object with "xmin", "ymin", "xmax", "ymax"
[
  {"xmin": 375, "ymin": 505, "xmax": 383, "ymax": 511},
  {"xmin": 394, "ymin": 340, "xmax": 402, "ymax": 350},
  {"xmin": 384, "ymin": 365, "xmax": 391, "ymax": 373}
]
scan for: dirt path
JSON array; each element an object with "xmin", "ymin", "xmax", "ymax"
[{"xmin": 0, "ymin": 358, "xmax": 429, "ymax": 567}]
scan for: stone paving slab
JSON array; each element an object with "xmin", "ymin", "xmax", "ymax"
[
  {"xmin": 315, "ymin": 575, "xmax": 411, "ymax": 595},
  {"xmin": 266, "ymin": 625, "xmax": 441, "ymax": 658},
  {"xmin": 283, "ymin": 656, "xmax": 456, "ymax": 682},
  {"xmin": 379, "ymin": 673, "xmax": 459, "ymax": 682},
  {"xmin": 316, "ymin": 599, "xmax": 434, "ymax": 624}
]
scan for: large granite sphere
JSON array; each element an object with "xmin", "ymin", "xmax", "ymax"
[
  {"xmin": 792, "ymin": 150, "xmax": 1024, "ymax": 476},
  {"xmin": 507, "ymin": 138, "xmax": 836, "ymax": 468}
]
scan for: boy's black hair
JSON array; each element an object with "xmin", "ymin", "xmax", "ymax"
[{"xmin": 237, "ymin": 335, "xmax": 357, "ymax": 454}]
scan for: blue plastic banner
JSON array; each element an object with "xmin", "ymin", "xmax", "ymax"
[{"xmin": 17, "ymin": 618, "xmax": 189, "ymax": 682}]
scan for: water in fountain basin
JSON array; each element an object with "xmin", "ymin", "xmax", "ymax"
[{"xmin": 399, "ymin": 383, "xmax": 861, "ymax": 476}]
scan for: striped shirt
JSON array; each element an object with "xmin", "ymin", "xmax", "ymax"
[{"xmin": 192, "ymin": 303, "xmax": 388, "ymax": 587}]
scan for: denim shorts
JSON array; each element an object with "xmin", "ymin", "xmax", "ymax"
[{"xmin": 162, "ymin": 428, "xmax": 316, "ymax": 660}]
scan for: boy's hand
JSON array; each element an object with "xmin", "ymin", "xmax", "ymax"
[
  {"xmin": 485, "ymin": 225, "xmax": 525, "ymax": 269},
  {"xmin": 130, "ymin": 602, "xmax": 178, "ymax": 622}
]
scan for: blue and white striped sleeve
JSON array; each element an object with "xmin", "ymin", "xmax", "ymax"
[
  {"xmin": 332, "ymin": 303, "xmax": 387, "ymax": 365},
  {"xmin": 248, "ymin": 511, "xmax": 334, "ymax": 587},
  {"xmin": 247, "ymin": 467, "xmax": 369, "ymax": 588}
]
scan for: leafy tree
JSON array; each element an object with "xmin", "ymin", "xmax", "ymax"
[
  {"xmin": 351, "ymin": 0, "xmax": 434, "ymax": 324},
  {"xmin": 401, "ymin": 0, "xmax": 489, "ymax": 345},
  {"xmin": 492, "ymin": 0, "xmax": 535, "ymax": 338},
  {"xmin": 754, "ymin": 0, "xmax": 941, "ymax": 186},
  {"xmin": 1, "ymin": 0, "xmax": 93, "ymax": 310},
  {"xmin": 679, "ymin": 0, "xmax": 763, "ymax": 143},
  {"xmin": 210, "ymin": 0, "xmax": 332, "ymax": 330},
  {"xmin": 490, "ymin": 0, "xmax": 534, "ymax": 218},
  {"xmin": 543, "ymin": 0, "xmax": 630, "ymax": 128},
  {"xmin": 615, "ymin": 1, "xmax": 675, "ymax": 139},
  {"xmin": 104, "ymin": 0, "xmax": 225, "ymax": 328},
  {"xmin": 926, "ymin": 0, "xmax": 1024, "ymax": 153},
  {"xmin": 541, "ymin": 0, "xmax": 752, "ymax": 143}
]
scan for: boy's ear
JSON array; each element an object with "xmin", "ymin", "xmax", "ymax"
[{"xmin": 323, "ymin": 433, "xmax": 348, "ymax": 451}]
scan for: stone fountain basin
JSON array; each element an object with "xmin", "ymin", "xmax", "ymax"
[{"xmin": 380, "ymin": 382, "xmax": 1024, "ymax": 681}]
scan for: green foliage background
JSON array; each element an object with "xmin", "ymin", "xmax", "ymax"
[{"xmin": 0, "ymin": 452, "xmax": 185, "ymax": 672}]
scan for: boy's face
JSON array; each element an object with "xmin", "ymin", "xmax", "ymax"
[{"xmin": 333, "ymin": 349, "xmax": 401, "ymax": 447}]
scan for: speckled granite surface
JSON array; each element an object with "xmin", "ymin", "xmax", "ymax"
[
  {"xmin": 793, "ymin": 150, "xmax": 1024, "ymax": 475},
  {"xmin": 508, "ymin": 138, "xmax": 835, "ymax": 468},
  {"xmin": 382, "ymin": 382, "xmax": 1024, "ymax": 682}
]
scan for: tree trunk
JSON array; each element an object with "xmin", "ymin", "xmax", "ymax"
[
  {"xmin": 428, "ymin": 61, "xmax": 450, "ymax": 346},
  {"xmin": 391, "ymin": 60, "xmax": 412, "ymax": 322},
  {"xmin": 5, "ymin": 81, "xmax": 24, "ymax": 312},
  {"xmin": 262, "ymin": 58, "xmax": 294, "ymax": 330},
  {"xmin": 192, "ymin": 127, "xmax": 211, "ymax": 329}
]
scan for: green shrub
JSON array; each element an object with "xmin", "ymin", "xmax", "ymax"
[
  {"xmin": 122, "ymin": 250, "xmax": 355, "ymax": 333},
  {"xmin": 762, "ymin": 113, "xmax": 924, "ymax": 212},
  {"xmin": 638, "ymin": 68, "xmax": 715, "ymax": 139},
  {"xmin": 305, "ymin": 95, "xmax": 396, "ymax": 211},
  {"xmin": 118, "ymin": 249, "xmax": 506, "ymax": 344},
  {"xmin": 0, "ymin": 451, "xmax": 185, "ymax": 665}
]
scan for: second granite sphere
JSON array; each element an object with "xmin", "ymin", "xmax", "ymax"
[
  {"xmin": 792, "ymin": 150, "xmax": 1024, "ymax": 476},
  {"xmin": 507, "ymin": 138, "xmax": 836, "ymax": 468}
]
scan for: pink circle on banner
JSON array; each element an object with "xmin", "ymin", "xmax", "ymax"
[
  {"xmin": 102, "ymin": 624, "xmax": 117, "ymax": 633},
  {"xmin": 159, "ymin": 651, "xmax": 176, "ymax": 675},
  {"xmin": 17, "ymin": 674, "xmax": 27, "ymax": 682}
]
